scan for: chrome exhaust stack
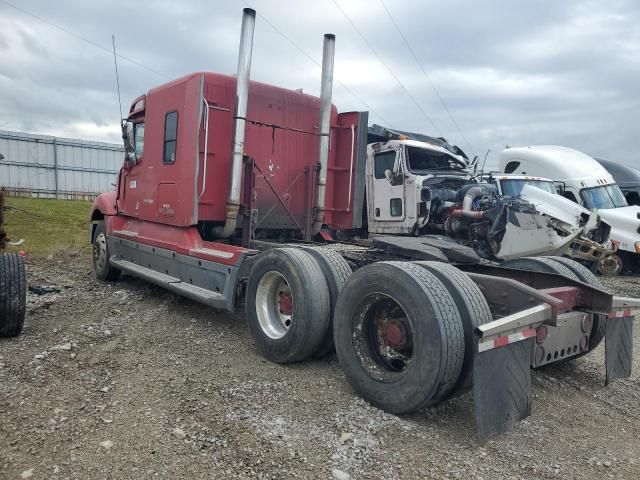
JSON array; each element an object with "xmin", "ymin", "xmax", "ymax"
[
  {"xmin": 215, "ymin": 7, "xmax": 256, "ymax": 238},
  {"xmin": 312, "ymin": 33, "xmax": 336, "ymax": 236}
]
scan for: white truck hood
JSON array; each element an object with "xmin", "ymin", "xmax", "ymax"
[
  {"xmin": 520, "ymin": 184, "xmax": 589, "ymax": 228},
  {"xmin": 596, "ymin": 205, "xmax": 640, "ymax": 232}
]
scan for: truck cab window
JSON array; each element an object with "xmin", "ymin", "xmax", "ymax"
[
  {"xmin": 134, "ymin": 122, "xmax": 145, "ymax": 158},
  {"xmin": 374, "ymin": 151, "xmax": 397, "ymax": 179},
  {"xmin": 163, "ymin": 111, "xmax": 178, "ymax": 164}
]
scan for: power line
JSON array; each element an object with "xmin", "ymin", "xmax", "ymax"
[
  {"xmin": 379, "ymin": 0, "xmax": 476, "ymax": 156},
  {"xmin": 0, "ymin": 0, "xmax": 168, "ymax": 80},
  {"xmin": 240, "ymin": 0, "xmax": 394, "ymax": 127},
  {"xmin": 331, "ymin": 0, "xmax": 442, "ymax": 136}
]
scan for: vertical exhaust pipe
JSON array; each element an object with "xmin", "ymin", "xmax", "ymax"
[
  {"xmin": 311, "ymin": 33, "xmax": 335, "ymax": 236},
  {"xmin": 215, "ymin": 7, "xmax": 256, "ymax": 238}
]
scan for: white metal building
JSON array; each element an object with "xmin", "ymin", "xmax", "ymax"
[{"xmin": 0, "ymin": 130, "xmax": 123, "ymax": 200}]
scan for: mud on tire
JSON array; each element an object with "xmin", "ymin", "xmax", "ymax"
[
  {"xmin": 0, "ymin": 253, "xmax": 26, "ymax": 337},
  {"xmin": 333, "ymin": 261, "xmax": 464, "ymax": 414},
  {"xmin": 246, "ymin": 248, "xmax": 330, "ymax": 364}
]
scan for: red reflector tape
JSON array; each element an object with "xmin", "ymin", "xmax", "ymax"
[
  {"xmin": 478, "ymin": 327, "xmax": 537, "ymax": 353},
  {"xmin": 609, "ymin": 309, "xmax": 634, "ymax": 319}
]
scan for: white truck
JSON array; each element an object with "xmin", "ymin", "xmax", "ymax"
[
  {"xmin": 364, "ymin": 137, "xmax": 611, "ymax": 263},
  {"xmin": 500, "ymin": 146, "xmax": 640, "ymax": 275}
]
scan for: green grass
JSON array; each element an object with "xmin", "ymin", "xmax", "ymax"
[{"xmin": 2, "ymin": 196, "xmax": 92, "ymax": 257}]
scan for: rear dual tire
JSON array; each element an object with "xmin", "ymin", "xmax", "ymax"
[
  {"xmin": 501, "ymin": 256, "xmax": 606, "ymax": 353},
  {"xmin": 333, "ymin": 262, "xmax": 466, "ymax": 413},
  {"xmin": 246, "ymin": 248, "xmax": 331, "ymax": 363}
]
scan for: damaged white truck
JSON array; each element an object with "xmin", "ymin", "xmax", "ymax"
[{"xmin": 363, "ymin": 127, "xmax": 613, "ymax": 265}]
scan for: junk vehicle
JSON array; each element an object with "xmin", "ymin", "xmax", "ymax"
[
  {"xmin": 595, "ymin": 158, "xmax": 640, "ymax": 207},
  {"xmin": 89, "ymin": 8, "xmax": 640, "ymax": 439},
  {"xmin": 500, "ymin": 146, "xmax": 640, "ymax": 275},
  {"xmin": 0, "ymin": 187, "xmax": 27, "ymax": 337},
  {"xmin": 362, "ymin": 124, "xmax": 612, "ymax": 265},
  {"xmin": 487, "ymin": 173, "xmax": 614, "ymax": 268}
]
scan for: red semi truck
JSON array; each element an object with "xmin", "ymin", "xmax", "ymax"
[{"xmin": 89, "ymin": 8, "xmax": 639, "ymax": 439}]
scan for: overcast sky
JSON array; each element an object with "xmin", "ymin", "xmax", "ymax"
[{"xmin": 1, "ymin": 0, "xmax": 638, "ymax": 168}]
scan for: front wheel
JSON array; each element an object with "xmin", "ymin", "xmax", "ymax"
[{"xmin": 92, "ymin": 222, "xmax": 120, "ymax": 281}]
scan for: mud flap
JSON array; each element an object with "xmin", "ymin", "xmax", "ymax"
[
  {"xmin": 605, "ymin": 316, "xmax": 633, "ymax": 386},
  {"xmin": 473, "ymin": 339, "xmax": 534, "ymax": 442}
]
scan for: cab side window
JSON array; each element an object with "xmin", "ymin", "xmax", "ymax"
[
  {"xmin": 134, "ymin": 122, "xmax": 145, "ymax": 158},
  {"xmin": 374, "ymin": 151, "xmax": 397, "ymax": 179},
  {"xmin": 163, "ymin": 111, "xmax": 178, "ymax": 164}
]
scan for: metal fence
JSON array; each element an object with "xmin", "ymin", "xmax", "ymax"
[{"xmin": 0, "ymin": 130, "xmax": 123, "ymax": 200}]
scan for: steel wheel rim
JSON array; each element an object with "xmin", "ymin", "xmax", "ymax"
[
  {"xmin": 598, "ymin": 254, "xmax": 623, "ymax": 276},
  {"xmin": 93, "ymin": 232, "xmax": 108, "ymax": 271},
  {"xmin": 352, "ymin": 293, "xmax": 415, "ymax": 381},
  {"xmin": 255, "ymin": 271, "xmax": 293, "ymax": 339}
]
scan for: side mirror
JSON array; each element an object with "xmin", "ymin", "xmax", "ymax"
[
  {"xmin": 553, "ymin": 181, "xmax": 566, "ymax": 194},
  {"xmin": 122, "ymin": 121, "xmax": 137, "ymax": 166}
]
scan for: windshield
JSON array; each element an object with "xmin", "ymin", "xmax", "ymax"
[
  {"xmin": 580, "ymin": 184, "xmax": 628, "ymax": 209},
  {"xmin": 405, "ymin": 146, "xmax": 466, "ymax": 172},
  {"xmin": 500, "ymin": 179, "xmax": 557, "ymax": 197}
]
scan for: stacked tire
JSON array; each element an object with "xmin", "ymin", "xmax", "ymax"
[{"xmin": 0, "ymin": 253, "xmax": 26, "ymax": 337}]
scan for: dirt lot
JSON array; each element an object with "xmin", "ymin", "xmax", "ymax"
[{"xmin": 2, "ymin": 254, "xmax": 640, "ymax": 480}]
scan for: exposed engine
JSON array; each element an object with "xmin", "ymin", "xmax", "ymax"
[{"xmin": 420, "ymin": 178, "xmax": 613, "ymax": 262}]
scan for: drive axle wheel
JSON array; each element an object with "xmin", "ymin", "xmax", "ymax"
[
  {"xmin": 92, "ymin": 222, "xmax": 120, "ymax": 281},
  {"xmin": 299, "ymin": 246, "xmax": 352, "ymax": 358},
  {"xmin": 0, "ymin": 253, "xmax": 26, "ymax": 337},
  {"xmin": 414, "ymin": 261, "xmax": 492, "ymax": 394},
  {"xmin": 246, "ymin": 248, "xmax": 330, "ymax": 363},
  {"xmin": 334, "ymin": 262, "xmax": 464, "ymax": 414},
  {"xmin": 545, "ymin": 256, "xmax": 608, "ymax": 352},
  {"xmin": 255, "ymin": 271, "xmax": 294, "ymax": 339}
]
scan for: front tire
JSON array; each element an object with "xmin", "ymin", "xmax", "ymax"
[{"xmin": 92, "ymin": 222, "xmax": 120, "ymax": 281}]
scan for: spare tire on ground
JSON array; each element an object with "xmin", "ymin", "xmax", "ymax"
[
  {"xmin": 333, "ymin": 261, "xmax": 465, "ymax": 414},
  {"xmin": 0, "ymin": 252, "xmax": 27, "ymax": 337}
]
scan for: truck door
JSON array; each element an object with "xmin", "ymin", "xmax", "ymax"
[
  {"xmin": 118, "ymin": 74, "xmax": 203, "ymax": 226},
  {"xmin": 368, "ymin": 148, "xmax": 405, "ymax": 222}
]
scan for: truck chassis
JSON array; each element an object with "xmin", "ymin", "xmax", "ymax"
[{"xmin": 93, "ymin": 215, "xmax": 639, "ymax": 440}]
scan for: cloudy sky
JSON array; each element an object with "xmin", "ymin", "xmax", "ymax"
[{"xmin": 1, "ymin": 0, "xmax": 638, "ymax": 168}]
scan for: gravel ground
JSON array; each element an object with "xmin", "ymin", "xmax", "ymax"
[{"xmin": 2, "ymin": 254, "xmax": 640, "ymax": 480}]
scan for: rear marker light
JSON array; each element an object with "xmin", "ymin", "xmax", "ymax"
[{"xmin": 536, "ymin": 325, "xmax": 548, "ymax": 344}]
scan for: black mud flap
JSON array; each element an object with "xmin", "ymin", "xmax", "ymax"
[
  {"xmin": 473, "ymin": 339, "xmax": 533, "ymax": 442},
  {"xmin": 605, "ymin": 316, "xmax": 633, "ymax": 386}
]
